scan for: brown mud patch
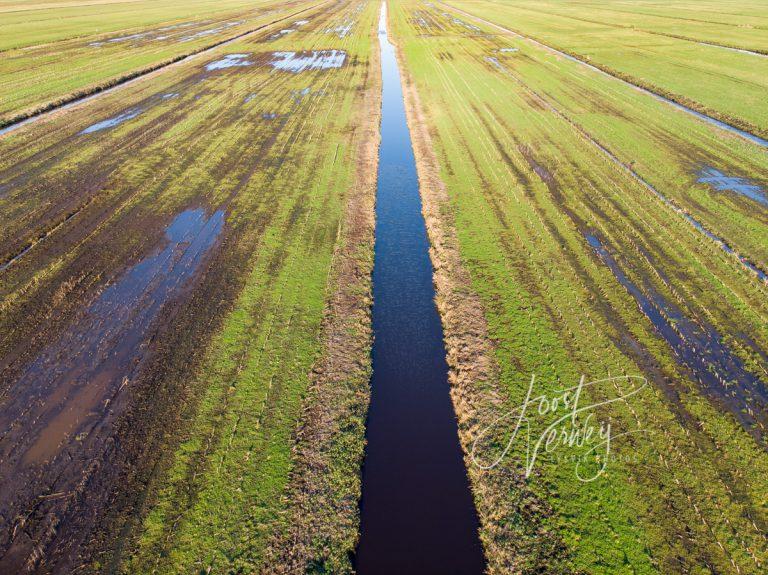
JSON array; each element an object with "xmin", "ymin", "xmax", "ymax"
[{"xmin": 0, "ymin": 208, "xmax": 231, "ymax": 574}]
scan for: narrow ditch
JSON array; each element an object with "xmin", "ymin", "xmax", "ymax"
[{"xmin": 354, "ymin": 3, "xmax": 486, "ymax": 573}]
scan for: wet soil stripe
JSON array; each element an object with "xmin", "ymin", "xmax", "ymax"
[
  {"xmin": 584, "ymin": 232, "xmax": 768, "ymax": 443},
  {"xmin": 0, "ymin": 1, "xmax": 329, "ymax": 139},
  {"xmin": 438, "ymin": 1, "xmax": 768, "ymax": 148},
  {"xmin": 0, "ymin": 207, "xmax": 226, "ymax": 572},
  {"xmin": 0, "ymin": 203, "xmax": 87, "ymax": 273}
]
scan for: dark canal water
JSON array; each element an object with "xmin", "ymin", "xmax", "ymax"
[{"xmin": 354, "ymin": 4, "xmax": 485, "ymax": 574}]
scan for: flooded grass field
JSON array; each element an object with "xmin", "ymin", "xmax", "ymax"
[
  {"xmin": 1, "ymin": 0, "xmax": 767, "ymax": 573},
  {"xmin": 0, "ymin": 0, "xmax": 317, "ymax": 128}
]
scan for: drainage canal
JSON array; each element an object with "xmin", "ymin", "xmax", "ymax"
[{"xmin": 355, "ymin": 3, "xmax": 485, "ymax": 573}]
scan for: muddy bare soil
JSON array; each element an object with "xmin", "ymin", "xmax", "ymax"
[
  {"xmin": 0, "ymin": 206, "xmax": 257, "ymax": 573},
  {"xmin": 0, "ymin": 103, "xmax": 301, "ymax": 573}
]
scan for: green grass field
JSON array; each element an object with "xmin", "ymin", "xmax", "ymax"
[
  {"xmin": 442, "ymin": 0, "xmax": 768, "ymax": 139},
  {"xmin": 0, "ymin": 0, "xmax": 318, "ymax": 126},
  {"xmin": 0, "ymin": 0, "xmax": 277, "ymax": 49},
  {"xmin": 391, "ymin": 1, "xmax": 768, "ymax": 572}
]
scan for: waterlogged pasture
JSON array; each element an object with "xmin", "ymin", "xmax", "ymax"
[
  {"xmin": 0, "ymin": 0, "xmax": 314, "ymax": 126},
  {"xmin": 392, "ymin": 1, "xmax": 768, "ymax": 572},
  {"xmin": 0, "ymin": 0, "xmax": 378, "ymax": 571}
]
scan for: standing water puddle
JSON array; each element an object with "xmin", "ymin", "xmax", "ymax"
[
  {"xmin": 484, "ymin": 56, "xmax": 505, "ymax": 71},
  {"xmin": 698, "ymin": 166, "xmax": 767, "ymax": 207},
  {"xmin": 269, "ymin": 27, "xmax": 296, "ymax": 40},
  {"xmin": 585, "ymin": 233, "xmax": 768, "ymax": 440},
  {"xmin": 325, "ymin": 2, "xmax": 364, "ymax": 38},
  {"xmin": 80, "ymin": 108, "xmax": 142, "ymax": 134},
  {"xmin": 77, "ymin": 88, "xmax": 185, "ymax": 137},
  {"xmin": 180, "ymin": 21, "xmax": 244, "ymax": 42},
  {"xmin": 355, "ymin": 5, "xmax": 485, "ymax": 573},
  {"xmin": 205, "ymin": 52, "xmax": 253, "ymax": 70},
  {"xmin": 447, "ymin": 14, "xmax": 481, "ymax": 32},
  {"xmin": 0, "ymin": 208, "xmax": 224, "ymax": 477},
  {"xmin": 269, "ymin": 50, "xmax": 347, "ymax": 72}
]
